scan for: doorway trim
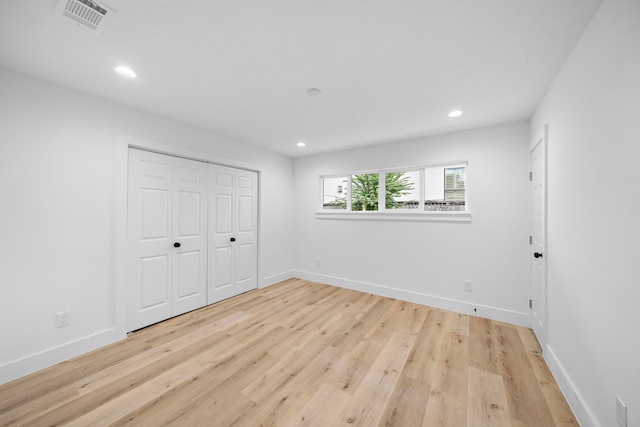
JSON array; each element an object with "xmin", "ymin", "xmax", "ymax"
[
  {"xmin": 529, "ymin": 124, "xmax": 548, "ymax": 351},
  {"xmin": 115, "ymin": 134, "xmax": 262, "ymax": 339}
]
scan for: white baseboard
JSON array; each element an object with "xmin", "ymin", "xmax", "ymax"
[
  {"xmin": 544, "ymin": 345, "xmax": 600, "ymax": 427},
  {"xmin": 261, "ymin": 270, "xmax": 296, "ymax": 288},
  {"xmin": 0, "ymin": 328, "xmax": 123, "ymax": 385},
  {"xmin": 294, "ymin": 270, "xmax": 529, "ymax": 326}
]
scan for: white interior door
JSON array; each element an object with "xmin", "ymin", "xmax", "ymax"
[
  {"xmin": 128, "ymin": 149, "xmax": 208, "ymax": 331},
  {"xmin": 171, "ymin": 158, "xmax": 208, "ymax": 316},
  {"xmin": 234, "ymin": 168, "xmax": 258, "ymax": 294},
  {"xmin": 208, "ymin": 165, "xmax": 236, "ymax": 303},
  {"xmin": 530, "ymin": 125, "xmax": 547, "ymax": 350},
  {"xmin": 208, "ymin": 165, "xmax": 258, "ymax": 304}
]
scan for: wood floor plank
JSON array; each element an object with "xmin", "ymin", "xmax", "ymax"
[
  {"xmin": 274, "ymin": 285, "xmax": 352, "ymax": 331},
  {"xmin": 468, "ymin": 316, "xmax": 500, "ymax": 375},
  {"xmin": 402, "ymin": 308, "xmax": 448, "ymax": 383},
  {"xmin": 329, "ymin": 293, "xmax": 396, "ymax": 353},
  {"xmin": 377, "ymin": 375, "xmax": 431, "ymax": 427},
  {"xmin": 0, "ymin": 280, "xmax": 578, "ymax": 427},
  {"xmin": 323, "ymin": 336, "xmax": 385, "ymax": 395},
  {"xmin": 335, "ymin": 332, "xmax": 416, "ymax": 426},
  {"xmin": 495, "ymin": 324, "xmax": 556, "ymax": 427},
  {"xmin": 527, "ymin": 352, "xmax": 579, "ymax": 426},
  {"xmin": 285, "ymin": 383, "xmax": 351, "ymax": 427},
  {"xmin": 364, "ymin": 299, "xmax": 429, "ymax": 345},
  {"xmin": 517, "ymin": 325, "xmax": 542, "ymax": 355},
  {"xmin": 243, "ymin": 345, "xmax": 346, "ymax": 426},
  {"xmin": 467, "ymin": 366, "xmax": 511, "ymax": 427},
  {"xmin": 446, "ymin": 311, "xmax": 470, "ymax": 337},
  {"xmin": 421, "ymin": 331, "xmax": 470, "ymax": 427}
]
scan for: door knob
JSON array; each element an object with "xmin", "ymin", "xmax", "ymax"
[
  {"xmin": 230, "ymin": 237, "xmax": 236, "ymax": 242},
  {"xmin": 534, "ymin": 252, "xmax": 543, "ymax": 258},
  {"xmin": 174, "ymin": 242, "xmax": 181, "ymax": 248}
]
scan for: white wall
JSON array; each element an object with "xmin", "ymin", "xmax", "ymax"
[
  {"xmin": 293, "ymin": 121, "xmax": 531, "ymax": 324},
  {"xmin": 0, "ymin": 68, "xmax": 294, "ymax": 383},
  {"xmin": 531, "ymin": 0, "xmax": 640, "ymax": 426}
]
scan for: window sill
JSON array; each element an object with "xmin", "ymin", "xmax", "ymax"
[{"xmin": 315, "ymin": 211, "xmax": 472, "ymax": 223}]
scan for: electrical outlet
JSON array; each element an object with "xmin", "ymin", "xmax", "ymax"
[
  {"xmin": 616, "ymin": 396, "xmax": 627, "ymax": 427},
  {"xmin": 56, "ymin": 311, "xmax": 70, "ymax": 328},
  {"xmin": 315, "ymin": 258, "xmax": 320, "ymax": 267},
  {"xmin": 464, "ymin": 280, "xmax": 472, "ymax": 292}
]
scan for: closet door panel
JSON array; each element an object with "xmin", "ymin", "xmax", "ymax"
[
  {"xmin": 234, "ymin": 169, "xmax": 258, "ymax": 293},
  {"xmin": 171, "ymin": 157, "xmax": 208, "ymax": 316},
  {"xmin": 208, "ymin": 165, "xmax": 236, "ymax": 304},
  {"xmin": 208, "ymin": 165, "xmax": 258, "ymax": 304},
  {"xmin": 127, "ymin": 149, "xmax": 173, "ymax": 330},
  {"xmin": 128, "ymin": 149, "xmax": 208, "ymax": 331}
]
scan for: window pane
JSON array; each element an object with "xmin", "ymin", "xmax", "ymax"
[
  {"xmin": 444, "ymin": 167, "xmax": 465, "ymax": 201},
  {"xmin": 322, "ymin": 176, "xmax": 347, "ymax": 210},
  {"xmin": 351, "ymin": 173, "xmax": 379, "ymax": 211},
  {"xmin": 385, "ymin": 171, "xmax": 419, "ymax": 209},
  {"xmin": 425, "ymin": 165, "xmax": 466, "ymax": 211}
]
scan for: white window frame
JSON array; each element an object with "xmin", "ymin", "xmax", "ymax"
[{"xmin": 316, "ymin": 162, "xmax": 471, "ymax": 222}]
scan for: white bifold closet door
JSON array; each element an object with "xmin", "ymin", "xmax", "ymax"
[
  {"xmin": 127, "ymin": 148, "xmax": 208, "ymax": 331},
  {"xmin": 208, "ymin": 164, "xmax": 258, "ymax": 304}
]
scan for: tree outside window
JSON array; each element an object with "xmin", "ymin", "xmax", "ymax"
[
  {"xmin": 350, "ymin": 172, "xmax": 415, "ymax": 211},
  {"xmin": 351, "ymin": 173, "xmax": 379, "ymax": 211}
]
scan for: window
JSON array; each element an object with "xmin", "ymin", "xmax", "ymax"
[
  {"xmin": 351, "ymin": 173, "xmax": 379, "ymax": 211},
  {"xmin": 425, "ymin": 164, "xmax": 466, "ymax": 211},
  {"xmin": 322, "ymin": 176, "xmax": 348, "ymax": 210},
  {"xmin": 385, "ymin": 170, "xmax": 420, "ymax": 210},
  {"xmin": 444, "ymin": 167, "xmax": 465, "ymax": 201},
  {"xmin": 319, "ymin": 163, "xmax": 469, "ymax": 221}
]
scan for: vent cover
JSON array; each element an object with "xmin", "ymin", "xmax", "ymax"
[{"xmin": 55, "ymin": 0, "xmax": 115, "ymax": 33}]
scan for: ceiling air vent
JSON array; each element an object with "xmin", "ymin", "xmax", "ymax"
[{"xmin": 55, "ymin": 0, "xmax": 115, "ymax": 33}]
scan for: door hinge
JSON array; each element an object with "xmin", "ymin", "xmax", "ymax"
[
  {"xmin": 529, "ymin": 171, "xmax": 533, "ymax": 181},
  {"xmin": 529, "ymin": 299, "xmax": 533, "ymax": 309},
  {"xmin": 529, "ymin": 235, "xmax": 533, "ymax": 245}
]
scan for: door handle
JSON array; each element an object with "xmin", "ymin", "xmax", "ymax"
[
  {"xmin": 534, "ymin": 252, "xmax": 543, "ymax": 258},
  {"xmin": 230, "ymin": 237, "xmax": 236, "ymax": 242},
  {"xmin": 174, "ymin": 242, "xmax": 181, "ymax": 248}
]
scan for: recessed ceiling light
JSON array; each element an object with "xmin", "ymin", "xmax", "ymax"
[
  {"xmin": 297, "ymin": 142, "xmax": 306, "ymax": 147},
  {"xmin": 448, "ymin": 109, "xmax": 463, "ymax": 118},
  {"xmin": 114, "ymin": 65, "xmax": 136, "ymax": 79},
  {"xmin": 306, "ymin": 88, "xmax": 323, "ymax": 97}
]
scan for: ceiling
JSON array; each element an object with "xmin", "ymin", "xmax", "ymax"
[{"xmin": 0, "ymin": 0, "xmax": 602, "ymax": 157}]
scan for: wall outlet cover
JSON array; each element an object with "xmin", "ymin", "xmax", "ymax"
[{"xmin": 56, "ymin": 311, "xmax": 70, "ymax": 328}]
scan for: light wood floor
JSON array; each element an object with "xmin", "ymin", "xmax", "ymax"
[{"xmin": 0, "ymin": 279, "xmax": 577, "ymax": 427}]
